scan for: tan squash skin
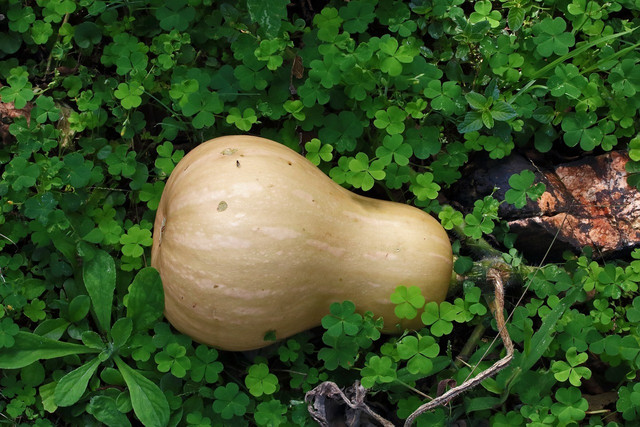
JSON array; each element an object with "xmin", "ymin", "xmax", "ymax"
[{"xmin": 151, "ymin": 135, "xmax": 452, "ymax": 351}]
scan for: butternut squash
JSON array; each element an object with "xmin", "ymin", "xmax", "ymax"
[{"xmin": 151, "ymin": 135, "xmax": 452, "ymax": 351}]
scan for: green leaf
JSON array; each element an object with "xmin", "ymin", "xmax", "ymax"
[
  {"xmin": 54, "ymin": 357, "xmax": 101, "ymax": 407},
  {"xmin": 520, "ymin": 286, "xmax": 582, "ymax": 372},
  {"xmin": 313, "ymin": 7, "xmax": 343, "ymax": 42},
  {"xmin": 86, "ymin": 395, "xmax": 132, "ymax": 427},
  {"xmin": 507, "ymin": 7, "xmax": 525, "ymax": 31},
  {"xmin": 396, "ymin": 334, "xmax": 439, "ymax": 374},
  {"xmin": 83, "ymin": 250, "xmax": 116, "ymax": 332},
  {"xmin": 212, "ymin": 383, "xmax": 250, "ymax": 419},
  {"xmin": 466, "ymin": 92, "xmax": 488, "ymax": 110},
  {"xmin": 126, "ymin": 267, "xmax": 164, "ymax": 332},
  {"xmin": 68, "ymin": 295, "xmax": 91, "ymax": 323},
  {"xmin": 0, "ymin": 332, "xmax": 98, "ymax": 369},
  {"xmin": 361, "ymin": 355, "xmax": 396, "ymax": 388},
  {"xmin": 245, "ymin": 363, "xmax": 279, "ymax": 397},
  {"xmin": 74, "ymin": 22, "xmax": 102, "ymax": 48},
  {"xmin": 247, "ymin": 0, "xmax": 289, "ymax": 37},
  {"xmin": 114, "ymin": 356, "xmax": 170, "ymax": 427},
  {"xmin": 390, "ymin": 286, "xmax": 425, "ymax": 320},
  {"xmin": 110, "ymin": 317, "xmax": 133, "ymax": 349},
  {"xmin": 322, "ymin": 301, "xmax": 362, "ymax": 337}
]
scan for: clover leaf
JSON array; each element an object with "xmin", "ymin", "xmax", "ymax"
[
  {"xmin": 347, "ymin": 153, "xmax": 385, "ymax": 191},
  {"xmin": 114, "ymin": 82, "xmax": 144, "ymax": 109},
  {"xmin": 505, "ymin": 169, "xmax": 546, "ymax": 208},
  {"xmin": 376, "ymin": 135, "xmax": 413, "ymax": 166},
  {"xmin": 190, "ymin": 345, "xmax": 223, "ymax": 383},
  {"xmin": 0, "ymin": 67, "xmax": 34, "ymax": 109},
  {"xmin": 212, "ymin": 383, "xmax": 250, "ymax": 420},
  {"xmin": 360, "ymin": 355, "xmax": 396, "ymax": 388},
  {"xmin": 0, "ymin": 318, "xmax": 20, "ymax": 349},
  {"xmin": 533, "ymin": 17, "xmax": 575, "ymax": 57},
  {"xmin": 305, "ymin": 138, "xmax": 333, "ymax": 165},
  {"xmin": 155, "ymin": 0, "xmax": 196, "ymax": 31},
  {"xmin": 313, "ymin": 7, "xmax": 343, "ymax": 42},
  {"xmin": 391, "ymin": 285, "xmax": 425, "ymax": 320},
  {"xmin": 226, "ymin": 107, "xmax": 258, "ymax": 131},
  {"xmin": 551, "ymin": 347, "xmax": 592, "ymax": 386},
  {"xmin": 410, "ymin": 172, "xmax": 440, "ymax": 201},
  {"xmin": 340, "ymin": 0, "xmax": 375, "ymax": 33},
  {"xmin": 396, "ymin": 334, "xmax": 439, "ymax": 375},
  {"xmin": 318, "ymin": 334, "xmax": 360, "ymax": 370},
  {"xmin": 551, "ymin": 387, "xmax": 588, "ymax": 424},
  {"xmin": 321, "ymin": 301, "xmax": 362, "ymax": 337},
  {"xmin": 254, "ymin": 400, "xmax": 287, "ymax": 426},
  {"xmin": 154, "ymin": 343, "xmax": 191, "ymax": 378},
  {"xmin": 374, "ymin": 106, "xmax": 407, "ymax": 135},
  {"xmin": 421, "ymin": 301, "xmax": 463, "ymax": 336},
  {"xmin": 245, "ymin": 363, "xmax": 279, "ymax": 397},
  {"xmin": 120, "ymin": 225, "xmax": 153, "ymax": 258},
  {"xmin": 617, "ymin": 382, "xmax": 640, "ymax": 421}
]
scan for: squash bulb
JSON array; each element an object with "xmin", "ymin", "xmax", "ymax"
[{"xmin": 151, "ymin": 135, "xmax": 452, "ymax": 351}]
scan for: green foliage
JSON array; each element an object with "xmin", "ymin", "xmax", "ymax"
[
  {"xmin": 505, "ymin": 170, "xmax": 547, "ymax": 208},
  {"xmin": 1, "ymin": 0, "xmax": 639, "ymax": 425}
]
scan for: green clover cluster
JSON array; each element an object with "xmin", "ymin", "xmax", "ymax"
[{"xmin": 1, "ymin": 0, "xmax": 640, "ymax": 425}]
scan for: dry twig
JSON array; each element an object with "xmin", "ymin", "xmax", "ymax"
[
  {"xmin": 403, "ymin": 269, "xmax": 513, "ymax": 426},
  {"xmin": 305, "ymin": 269, "xmax": 514, "ymax": 426}
]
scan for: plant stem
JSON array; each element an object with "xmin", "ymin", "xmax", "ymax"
[{"xmin": 455, "ymin": 323, "xmax": 486, "ymax": 368}]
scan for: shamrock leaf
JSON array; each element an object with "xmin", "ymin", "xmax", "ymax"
[
  {"xmin": 190, "ymin": 345, "xmax": 223, "ymax": 383},
  {"xmin": 361, "ymin": 355, "xmax": 396, "ymax": 388},
  {"xmin": 154, "ymin": 343, "xmax": 191, "ymax": 378},
  {"xmin": 114, "ymin": 82, "xmax": 144, "ymax": 109},
  {"xmin": 313, "ymin": 7, "xmax": 343, "ymax": 42},
  {"xmin": 551, "ymin": 347, "xmax": 592, "ymax": 386},
  {"xmin": 374, "ymin": 106, "xmax": 407, "ymax": 135},
  {"xmin": 390, "ymin": 286, "xmax": 425, "ymax": 320},
  {"xmin": 551, "ymin": 387, "xmax": 588, "ymax": 424},
  {"xmin": 505, "ymin": 169, "xmax": 546, "ymax": 208},
  {"xmin": 376, "ymin": 135, "xmax": 413, "ymax": 166},
  {"xmin": 120, "ymin": 225, "xmax": 153, "ymax": 257},
  {"xmin": 421, "ymin": 301, "xmax": 463, "ymax": 336},
  {"xmin": 533, "ymin": 17, "xmax": 575, "ymax": 57},
  {"xmin": 396, "ymin": 334, "xmax": 439, "ymax": 375},
  {"xmin": 245, "ymin": 363, "xmax": 279, "ymax": 397},
  {"xmin": 0, "ymin": 318, "xmax": 20, "ymax": 349},
  {"xmin": 212, "ymin": 383, "xmax": 250, "ymax": 420},
  {"xmin": 347, "ymin": 153, "xmax": 386, "ymax": 191},
  {"xmin": 226, "ymin": 107, "xmax": 258, "ymax": 131},
  {"xmin": 305, "ymin": 138, "xmax": 333, "ymax": 165},
  {"xmin": 321, "ymin": 301, "xmax": 363, "ymax": 337},
  {"xmin": 410, "ymin": 173, "xmax": 440, "ymax": 201}
]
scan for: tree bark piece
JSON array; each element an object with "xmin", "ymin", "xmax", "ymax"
[
  {"xmin": 451, "ymin": 151, "xmax": 640, "ymax": 260},
  {"xmin": 508, "ymin": 151, "xmax": 640, "ymax": 259}
]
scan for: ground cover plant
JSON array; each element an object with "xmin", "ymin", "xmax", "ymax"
[{"xmin": 1, "ymin": 0, "xmax": 640, "ymax": 425}]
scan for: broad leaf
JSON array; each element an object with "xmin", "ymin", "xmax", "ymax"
[
  {"xmin": 115, "ymin": 356, "xmax": 170, "ymax": 427},
  {"xmin": 0, "ymin": 332, "xmax": 98, "ymax": 369},
  {"xmin": 126, "ymin": 267, "xmax": 164, "ymax": 332},
  {"xmin": 83, "ymin": 249, "xmax": 116, "ymax": 332},
  {"xmin": 55, "ymin": 357, "xmax": 101, "ymax": 407}
]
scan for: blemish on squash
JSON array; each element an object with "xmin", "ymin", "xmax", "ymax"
[
  {"xmin": 159, "ymin": 217, "xmax": 167, "ymax": 246},
  {"xmin": 217, "ymin": 201, "xmax": 228, "ymax": 212},
  {"xmin": 287, "ymin": 161, "xmax": 293, "ymax": 166},
  {"xmin": 192, "ymin": 303, "xmax": 197, "ymax": 308},
  {"xmin": 221, "ymin": 148, "xmax": 237, "ymax": 156},
  {"xmin": 236, "ymin": 160, "xmax": 241, "ymax": 168}
]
